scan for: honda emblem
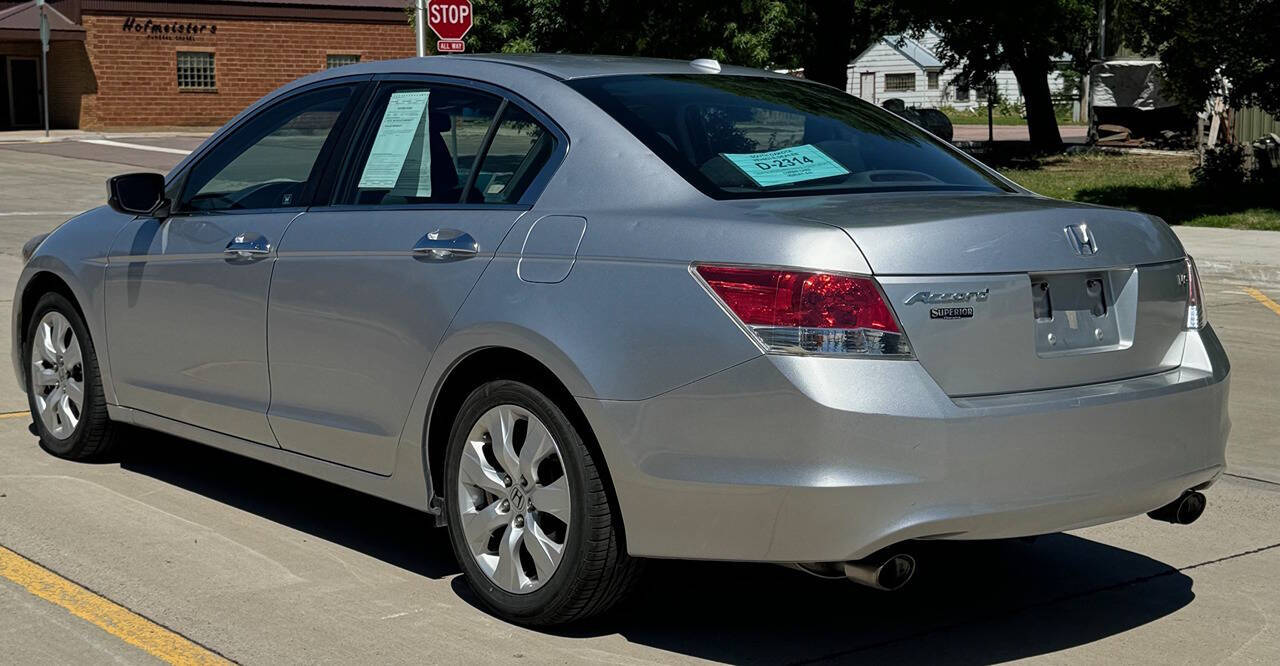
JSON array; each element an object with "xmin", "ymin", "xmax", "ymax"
[{"xmin": 1064, "ymin": 224, "xmax": 1099, "ymax": 256}]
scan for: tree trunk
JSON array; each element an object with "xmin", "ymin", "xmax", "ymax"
[
  {"xmin": 802, "ymin": 1, "xmax": 854, "ymax": 90},
  {"xmin": 1011, "ymin": 61, "xmax": 1064, "ymax": 151}
]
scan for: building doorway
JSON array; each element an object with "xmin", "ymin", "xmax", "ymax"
[
  {"xmin": 4, "ymin": 56, "xmax": 42, "ymax": 128},
  {"xmin": 859, "ymin": 72, "xmax": 876, "ymax": 104}
]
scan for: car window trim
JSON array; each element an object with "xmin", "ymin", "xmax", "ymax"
[
  {"xmin": 167, "ymin": 76, "xmax": 371, "ymax": 217},
  {"xmin": 317, "ymin": 202, "xmax": 531, "ymax": 213},
  {"xmin": 306, "ymin": 81, "xmax": 377, "ymax": 208},
  {"xmin": 326, "ymin": 73, "xmax": 568, "ymax": 210},
  {"xmin": 461, "ymin": 97, "xmax": 508, "ymax": 200}
]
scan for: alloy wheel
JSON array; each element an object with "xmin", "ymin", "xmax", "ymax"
[
  {"xmin": 456, "ymin": 404, "xmax": 571, "ymax": 594},
  {"xmin": 31, "ymin": 311, "xmax": 84, "ymax": 440}
]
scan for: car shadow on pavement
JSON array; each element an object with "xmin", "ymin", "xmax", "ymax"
[
  {"xmin": 118, "ymin": 431, "xmax": 460, "ymax": 580},
  {"xmin": 527, "ymin": 537, "xmax": 1195, "ymax": 664},
  {"xmin": 119, "ymin": 431, "xmax": 1193, "ymax": 663}
]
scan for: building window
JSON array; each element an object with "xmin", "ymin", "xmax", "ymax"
[
  {"xmin": 956, "ymin": 81, "xmax": 972, "ymax": 102},
  {"xmin": 177, "ymin": 52, "xmax": 216, "ymax": 91},
  {"xmin": 326, "ymin": 54, "xmax": 360, "ymax": 69},
  {"xmin": 927, "ymin": 71, "xmax": 939, "ymax": 90},
  {"xmin": 884, "ymin": 73, "xmax": 916, "ymax": 93}
]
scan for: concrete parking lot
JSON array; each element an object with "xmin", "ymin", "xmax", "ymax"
[{"xmin": 0, "ymin": 139, "xmax": 1277, "ymax": 664}]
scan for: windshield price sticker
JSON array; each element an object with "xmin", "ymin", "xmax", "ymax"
[{"xmin": 721, "ymin": 144, "xmax": 850, "ymax": 188}]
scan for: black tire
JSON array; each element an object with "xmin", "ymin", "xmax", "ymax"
[
  {"xmin": 443, "ymin": 380, "xmax": 642, "ymax": 626},
  {"xmin": 24, "ymin": 292, "xmax": 123, "ymax": 461}
]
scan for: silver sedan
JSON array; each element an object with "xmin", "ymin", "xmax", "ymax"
[{"xmin": 13, "ymin": 55, "xmax": 1229, "ymax": 626}]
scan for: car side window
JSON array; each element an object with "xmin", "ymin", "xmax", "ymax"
[
  {"xmin": 180, "ymin": 84, "xmax": 355, "ymax": 212},
  {"xmin": 345, "ymin": 83, "xmax": 502, "ymax": 206},
  {"xmin": 472, "ymin": 104, "xmax": 555, "ymax": 204}
]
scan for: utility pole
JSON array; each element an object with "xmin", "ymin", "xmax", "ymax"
[
  {"xmin": 1086, "ymin": 0, "xmax": 1107, "ymax": 142},
  {"xmin": 415, "ymin": 0, "xmax": 427, "ymax": 57},
  {"xmin": 987, "ymin": 83, "xmax": 994, "ymax": 143},
  {"xmin": 38, "ymin": 0, "xmax": 50, "ymax": 137}
]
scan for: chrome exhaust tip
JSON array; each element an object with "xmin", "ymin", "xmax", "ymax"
[
  {"xmin": 843, "ymin": 552, "xmax": 916, "ymax": 591},
  {"xmin": 1148, "ymin": 490, "xmax": 1207, "ymax": 525}
]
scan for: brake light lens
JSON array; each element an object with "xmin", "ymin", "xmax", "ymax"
[
  {"xmin": 695, "ymin": 265, "xmax": 912, "ymax": 357},
  {"xmin": 1185, "ymin": 255, "xmax": 1207, "ymax": 329}
]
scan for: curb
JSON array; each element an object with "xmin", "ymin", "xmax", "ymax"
[{"xmin": 0, "ymin": 132, "xmax": 212, "ymax": 146}]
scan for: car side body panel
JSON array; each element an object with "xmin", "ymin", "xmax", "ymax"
[
  {"xmin": 103, "ymin": 211, "xmax": 302, "ymax": 445},
  {"xmin": 12, "ymin": 206, "xmax": 132, "ymax": 404},
  {"xmin": 265, "ymin": 207, "xmax": 530, "ymax": 475}
]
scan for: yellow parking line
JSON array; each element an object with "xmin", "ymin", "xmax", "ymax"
[
  {"xmin": 0, "ymin": 546, "xmax": 232, "ymax": 665},
  {"xmin": 1244, "ymin": 287, "xmax": 1280, "ymax": 317},
  {"xmin": 0, "ymin": 410, "xmax": 30, "ymax": 420}
]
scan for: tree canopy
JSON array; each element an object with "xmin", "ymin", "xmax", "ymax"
[
  {"xmin": 893, "ymin": 1, "xmax": 1098, "ymax": 149},
  {"xmin": 1117, "ymin": 0, "xmax": 1280, "ymax": 115},
  {"xmin": 420, "ymin": 1, "xmax": 900, "ymax": 90},
  {"xmin": 449, "ymin": 1, "xmax": 800, "ymax": 69},
  {"xmin": 415, "ymin": 1, "xmax": 1099, "ymax": 149}
]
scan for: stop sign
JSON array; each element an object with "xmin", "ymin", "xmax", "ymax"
[{"xmin": 427, "ymin": 0, "xmax": 473, "ymax": 42}]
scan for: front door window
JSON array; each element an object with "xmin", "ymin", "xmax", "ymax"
[{"xmin": 181, "ymin": 84, "xmax": 354, "ymax": 212}]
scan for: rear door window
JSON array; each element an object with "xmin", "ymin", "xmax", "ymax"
[
  {"xmin": 339, "ymin": 82, "xmax": 559, "ymax": 207},
  {"xmin": 472, "ymin": 104, "xmax": 555, "ymax": 204},
  {"xmin": 342, "ymin": 82, "xmax": 502, "ymax": 205}
]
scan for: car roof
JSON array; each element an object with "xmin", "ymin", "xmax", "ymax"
[
  {"xmin": 322, "ymin": 53, "xmax": 792, "ymax": 82},
  {"xmin": 452, "ymin": 53, "xmax": 789, "ymax": 80}
]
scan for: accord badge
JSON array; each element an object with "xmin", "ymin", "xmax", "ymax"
[{"xmin": 905, "ymin": 289, "xmax": 990, "ymax": 305}]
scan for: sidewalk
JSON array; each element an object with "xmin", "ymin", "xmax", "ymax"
[
  {"xmin": 952, "ymin": 124, "xmax": 1088, "ymax": 143},
  {"xmin": 0, "ymin": 128, "xmax": 216, "ymax": 144},
  {"xmin": 1174, "ymin": 226, "xmax": 1280, "ymax": 288}
]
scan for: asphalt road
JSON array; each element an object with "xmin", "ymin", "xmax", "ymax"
[{"xmin": 0, "ymin": 140, "xmax": 1277, "ymax": 664}]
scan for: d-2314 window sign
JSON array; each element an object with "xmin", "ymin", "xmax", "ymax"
[{"xmin": 122, "ymin": 17, "xmax": 218, "ymax": 41}]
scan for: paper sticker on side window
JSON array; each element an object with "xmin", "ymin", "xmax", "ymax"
[
  {"xmin": 720, "ymin": 144, "xmax": 850, "ymax": 188},
  {"xmin": 358, "ymin": 90, "xmax": 432, "ymax": 197}
]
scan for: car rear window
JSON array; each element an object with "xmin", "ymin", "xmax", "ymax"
[{"xmin": 567, "ymin": 74, "xmax": 1010, "ymax": 199}]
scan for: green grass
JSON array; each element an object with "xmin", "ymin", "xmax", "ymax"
[
  {"xmin": 941, "ymin": 104, "xmax": 1087, "ymax": 127},
  {"xmin": 942, "ymin": 108, "xmax": 1032, "ymax": 126},
  {"xmin": 997, "ymin": 152, "xmax": 1280, "ymax": 231}
]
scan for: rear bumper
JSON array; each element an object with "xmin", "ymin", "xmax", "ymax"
[{"xmin": 580, "ymin": 325, "xmax": 1230, "ymax": 562}]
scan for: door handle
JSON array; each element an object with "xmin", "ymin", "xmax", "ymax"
[
  {"xmin": 224, "ymin": 232, "xmax": 271, "ymax": 259},
  {"xmin": 412, "ymin": 229, "xmax": 479, "ymax": 260}
]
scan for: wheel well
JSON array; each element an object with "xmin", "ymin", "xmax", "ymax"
[
  {"xmin": 19, "ymin": 272, "xmax": 83, "ymax": 353},
  {"xmin": 426, "ymin": 348, "xmax": 625, "ymax": 540}
]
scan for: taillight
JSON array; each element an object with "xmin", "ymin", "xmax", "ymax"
[
  {"xmin": 1185, "ymin": 255, "xmax": 1207, "ymax": 329},
  {"xmin": 694, "ymin": 264, "xmax": 912, "ymax": 357}
]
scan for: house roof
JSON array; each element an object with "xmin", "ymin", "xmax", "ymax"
[
  {"xmin": 0, "ymin": 1, "xmax": 84, "ymax": 41},
  {"xmin": 881, "ymin": 35, "xmax": 944, "ymax": 70}
]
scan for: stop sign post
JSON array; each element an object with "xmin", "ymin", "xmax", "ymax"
[{"xmin": 427, "ymin": 0, "xmax": 472, "ymax": 53}]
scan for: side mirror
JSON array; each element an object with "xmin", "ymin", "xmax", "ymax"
[{"xmin": 107, "ymin": 172, "xmax": 170, "ymax": 217}]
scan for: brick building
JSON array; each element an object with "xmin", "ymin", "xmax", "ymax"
[{"xmin": 0, "ymin": 0, "xmax": 415, "ymax": 130}]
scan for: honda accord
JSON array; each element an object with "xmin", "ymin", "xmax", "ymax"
[{"xmin": 14, "ymin": 54, "xmax": 1229, "ymax": 626}]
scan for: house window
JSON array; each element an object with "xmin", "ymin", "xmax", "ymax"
[
  {"xmin": 927, "ymin": 72, "xmax": 940, "ymax": 90},
  {"xmin": 177, "ymin": 52, "xmax": 216, "ymax": 91},
  {"xmin": 884, "ymin": 73, "xmax": 916, "ymax": 93},
  {"xmin": 956, "ymin": 81, "xmax": 972, "ymax": 102},
  {"xmin": 326, "ymin": 54, "xmax": 360, "ymax": 69}
]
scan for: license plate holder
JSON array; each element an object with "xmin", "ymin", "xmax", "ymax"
[{"xmin": 1030, "ymin": 270, "xmax": 1129, "ymax": 356}]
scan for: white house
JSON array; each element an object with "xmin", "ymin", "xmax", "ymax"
[{"xmin": 846, "ymin": 31, "xmax": 1064, "ymax": 110}]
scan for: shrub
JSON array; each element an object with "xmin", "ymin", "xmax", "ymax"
[{"xmin": 1191, "ymin": 143, "xmax": 1248, "ymax": 189}]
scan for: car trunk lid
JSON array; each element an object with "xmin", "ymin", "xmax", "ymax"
[{"xmin": 734, "ymin": 192, "xmax": 1190, "ymax": 396}]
